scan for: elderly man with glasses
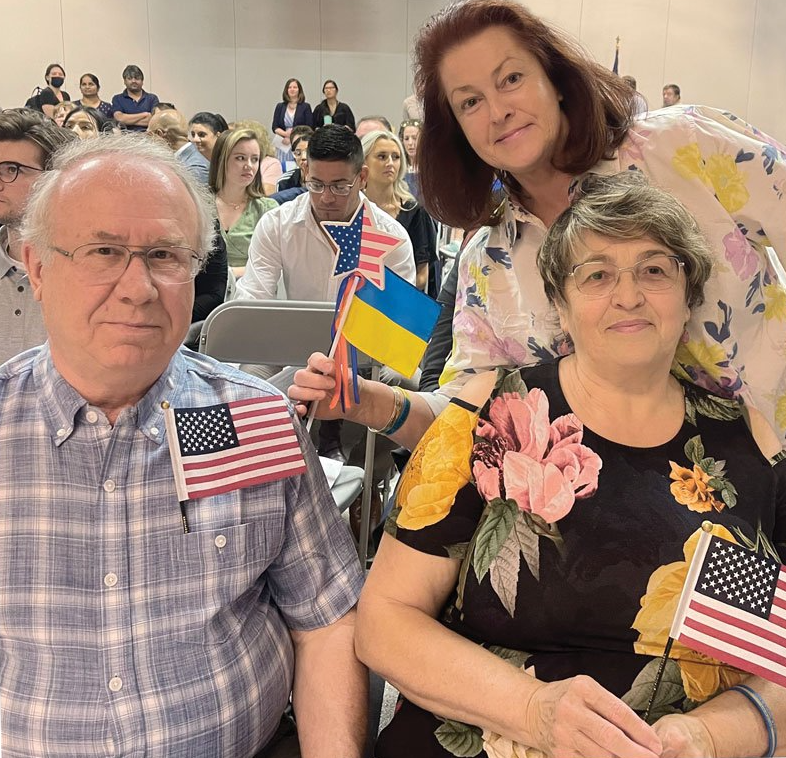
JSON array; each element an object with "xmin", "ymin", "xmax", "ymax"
[
  {"xmin": 1, "ymin": 133, "xmax": 366, "ymax": 757},
  {"xmin": 0, "ymin": 108, "xmax": 75, "ymax": 365}
]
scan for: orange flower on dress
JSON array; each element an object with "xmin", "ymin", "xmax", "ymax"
[
  {"xmin": 669, "ymin": 462, "xmax": 724, "ymax": 513},
  {"xmin": 633, "ymin": 525, "xmax": 745, "ymax": 701}
]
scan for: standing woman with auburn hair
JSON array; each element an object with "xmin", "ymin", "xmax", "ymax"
[
  {"xmin": 291, "ymin": 0, "xmax": 786, "ymax": 458},
  {"xmin": 272, "ymin": 78, "xmax": 313, "ymax": 165},
  {"xmin": 312, "ymin": 80, "xmax": 356, "ymax": 130}
]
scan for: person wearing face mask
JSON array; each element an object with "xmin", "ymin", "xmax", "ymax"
[{"xmin": 36, "ymin": 64, "xmax": 71, "ymax": 119}]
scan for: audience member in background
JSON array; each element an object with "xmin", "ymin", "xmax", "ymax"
[
  {"xmin": 147, "ymin": 109, "xmax": 210, "ymax": 184},
  {"xmin": 663, "ymin": 82, "xmax": 681, "ymax": 106},
  {"xmin": 399, "ymin": 118, "xmax": 423, "ymax": 202},
  {"xmin": 312, "ymin": 80, "xmax": 356, "ymax": 130},
  {"xmin": 290, "ymin": 0, "xmax": 786, "ymax": 456},
  {"xmin": 188, "ymin": 111, "xmax": 228, "ymax": 164},
  {"xmin": 272, "ymin": 78, "xmax": 313, "ymax": 166},
  {"xmin": 621, "ymin": 74, "xmax": 648, "ymax": 115},
  {"xmin": 52, "ymin": 101, "xmax": 77, "ymax": 128},
  {"xmin": 192, "ymin": 222, "xmax": 228, "ymax": 326},
  {"xmin": 75, "ymin": 73, "xmax": 113, "ymax": 118},
  {"xmin": 402, "ymin": 91, "xmax": 423, "ymax": 122},
  {"xmin": 276, "ymin": 125, "xmax": 313, "ymax": 190},
  {"xmin": 63, "ymin": 105, "xmax": 112, "ymax": 139},
  {"xmin": 36, "ymin": 64, "xmax": 70, "ymax": 119},
  {"xmin": 151, "ymin": 102, "xmax": 176, "ymax": 115},
  {"xmin": 355, "ymin": 115, "xmax": 392, "ymax": 139},
  {"xmin": 4, "ymin": 133, "xmax": 365, "ymax": 757},
  {"xmin": 361, "ymin": 130, "xmax": 438, "ymax": 297},
  {"xmin": 111, "ymin": 64, "xmax": 159, "ymax": 131},
  {"xmin": 0, "ymin": 108, "xmax": 75, "ymax": 365},
  {"xmin": 210, "ymin": 127, "xmax": 278, "ymax": 278},
  {"xmin": 232, "ymin": 119, "xmax": 283, "ymax": 195}
]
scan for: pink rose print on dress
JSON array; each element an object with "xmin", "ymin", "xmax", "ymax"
[
  {"xmin": 472, "ymin": 388, "xmax": 602, "ymax": 523},
  {"xmin": 722, "ymin": 227, "xmax": 758, "ymax": 280}
]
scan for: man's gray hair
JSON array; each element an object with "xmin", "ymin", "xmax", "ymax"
[
  {"xmin": 538, "ymin": 171, "xmax": 713, "ymax": 308},
  {"xmin": 21, "ymin": 132, "xmax": 216, "ymax": 261}
]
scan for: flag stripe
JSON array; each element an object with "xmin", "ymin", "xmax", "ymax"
[
  {"xmin": 185, "ymin": 460, "xmax": 308, "ymax": 499},
  {"xmin": 683, "ymin": 613, "xmax": 786, "ymax": 668},
  {"xmin": 677, "ymin": 634, "xmax": 786, "ymax": 689},
  {"xmin": 185, "ymin": 452, "xmax": 307, "ymax": 485},
  {"xmin": 183, "ymin": 440, "xmax": 302, "ymax": 472},
  {"xmin": 231, "ymin": 407, "xmax": 291, "ymax": 422},
  {"xmin": 228, "ymin": 396, "xmax": 283, "ymax": 410},
  {"xmin": 688, "ymin": 599, "xmax": 786, "ymax": 646}
]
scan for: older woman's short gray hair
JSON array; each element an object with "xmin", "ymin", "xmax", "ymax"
[
  {"xmin": 21, "ymin": 132, "xmax": 217, "ymax": 262},
  {"xmin": 538, "ymin": 172, "xmax": 713, "ymax": 308}
]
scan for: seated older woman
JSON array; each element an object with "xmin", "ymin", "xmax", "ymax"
[{"xmin": 356, "ymin": 172, "xmax": 786, "ymax": 758}]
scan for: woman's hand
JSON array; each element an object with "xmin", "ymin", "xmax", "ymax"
[
  {"xmin": 652, "ymin": 713, "xmax": 715, "ymax": 758},
  {"xmin": 526, "ymin": 676, "xmax": 663, "ymax": 758},
  {"xmin": 289, "ymin": 352, "xmax": 346, "ymax": 420}
]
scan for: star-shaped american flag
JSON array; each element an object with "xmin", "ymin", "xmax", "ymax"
[{"xmin": 322, "ymin": 200, "xmax": 405, "ymax": 290}]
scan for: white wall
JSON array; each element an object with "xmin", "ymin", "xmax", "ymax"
[{"xmin": 1, "ymin": 0, "xmax": 785, "ymax": 142}]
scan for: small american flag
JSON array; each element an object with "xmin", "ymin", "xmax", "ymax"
[
  {"xmin": 164, "ymin": 396, "xmax": 306, "ymax": 500},
  {"xmin": 670, "ymin": 532, "xmax": 786, "ymax": 687},
  {"xmin": 324, "ymin": 200, "xmax": 404, "ymax": 289}
]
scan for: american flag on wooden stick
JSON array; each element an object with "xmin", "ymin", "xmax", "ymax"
[{"xmin": 164, "ymin": 396, "xmax": 306, "ymax": 500}]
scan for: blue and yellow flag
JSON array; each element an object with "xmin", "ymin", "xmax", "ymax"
[{"xmin": 340, "ymin": 271, "xmax": 441, "ymax": 378}]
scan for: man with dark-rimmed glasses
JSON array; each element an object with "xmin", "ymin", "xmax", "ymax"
[{"xmin": 0, "ymin": 108, "xmax": 75, "ymax": 364}]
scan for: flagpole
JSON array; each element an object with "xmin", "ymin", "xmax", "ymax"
[
  {"xmin": 642, "ymin": 520, "xmax": 714, "ymax": 721},
  {"xmin": 305, "ymin": 274, "xmax": 362, "ymax": 434}
]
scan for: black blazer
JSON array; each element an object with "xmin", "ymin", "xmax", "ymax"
[
  {"xmin": 312, "ymin": 100, "xmax": 356, "ymax": 130},
  {"xmin": 272, "ymin": 101, "xmax": 313, "ymax": 132}
]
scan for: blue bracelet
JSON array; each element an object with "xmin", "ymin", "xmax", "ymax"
[
  {"xmin": 730, "ymin": 684, "xmax": 776, "ymax": 757},
  {"xmin": 384, "ymin": 389, "xmax": 411, "ymax": 436}
]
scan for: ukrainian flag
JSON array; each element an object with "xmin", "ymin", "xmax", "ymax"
[{"xmin": 341, "ymin": 271, "xmax": 441, "ymax": 378}]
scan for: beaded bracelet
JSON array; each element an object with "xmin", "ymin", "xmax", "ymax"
[{"xmin": 729, "ymin": 684, "xmax": 776, "ymax": 758}]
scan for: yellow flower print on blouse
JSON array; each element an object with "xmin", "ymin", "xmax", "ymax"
[
  {"xmin": 396, "ymin": 402, "xmax": 479, "ymax": 530},
  {"xmin": 704, "ymin": 153, "xmax": 750, "ymax": 214},
  {"xmin": 776, "ymin": 395, "xmax": 786, "ymax": 434},
  {"xmin": 673, "ymin": 143, "xmax": 706, "ymax": 182},
  {"xmin": 675, "ymin": 340, "xmax": 727, "ymax": 381},
  {"xmin": 669, "ymin": 462, "xmax": 723, "ymax": 513},
  {"xmin": 468, "ymin": 261, "xmax": 489, "ymax": 305},
  {"xmin": 633, "ymin": 525, "xmax": 745, "ymax": 702},
  {"xmin": 764, "ymin": 283, "xmax": 786, "ymax": 321}
]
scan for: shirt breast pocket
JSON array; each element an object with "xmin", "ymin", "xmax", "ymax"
[{"xmin": 145, "ymin": 521, "xmax": 276, "ymax": 645}]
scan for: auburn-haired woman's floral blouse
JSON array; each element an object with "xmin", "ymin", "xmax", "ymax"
[
  {"xmin": 378, "ymin": 360, "xmax": 786, "ymax": 758},
  {"xmin": 437, "ymin": 105, "xmax": 786, "ymax": 449}
]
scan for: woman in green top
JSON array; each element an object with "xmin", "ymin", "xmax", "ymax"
[{"xmin": 210, "ymin": 128, "xmax": 278, "ymax": 278}]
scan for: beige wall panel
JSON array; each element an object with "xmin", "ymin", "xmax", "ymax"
[
  {"xmin": 61, "ymin": 0, "xmax": 151, "ymax": 104},
  {"xmin": 147, "ymin": 0, "xmax": 236, "ymax": 120},
  {"xmin": 525, "ymin": 0, "xmax": 583, "ymax": 38},
  {"xmin": 234, "ymin": 0, "xmax": 321, "ymax": 125},
  {"xmin": 747, "ymin": 0, "xmax": 786, "ymax": 143},
  {"xmin": 0, "ymin": 0, "xmax": 64, "ymax": 109},
  {"xmin": 664, "ymin": 0, "xmax": 755, "ymax": 117},
  {"xmin": 579, "ymin": 0, "xmax": 669, "ymax": 110}
]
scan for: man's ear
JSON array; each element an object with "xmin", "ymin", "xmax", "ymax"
[
  {"xmin": 359, "ymin": 164, "xmax": 369, "ymax": 188},
  {"xmin": 23, "ymin": 243, "xmax": 45, "ymax": 302}
]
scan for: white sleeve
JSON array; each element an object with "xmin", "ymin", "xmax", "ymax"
[{"xmin": 234, "ymin": 211, "xmax": 283, "ymax": 301}]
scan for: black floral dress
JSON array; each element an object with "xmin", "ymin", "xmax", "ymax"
[{"xmin": 377, "ymin": 360, "xmax": 786, "ymax": 758}]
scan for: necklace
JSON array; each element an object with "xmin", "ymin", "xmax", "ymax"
[{"xmin": 218, "ymin": 195, "xmax": 246, "ymax": 211}]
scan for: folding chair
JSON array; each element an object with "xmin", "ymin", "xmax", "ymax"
[{"xmin": 198, "ymin": 299, "xmax": 380, "ymax": 565}]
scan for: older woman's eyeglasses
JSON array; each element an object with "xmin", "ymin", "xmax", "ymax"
[
  {"xmin": 569, "ymin": 254, "xmax": 684, "ymax": 297},
  {"xmin": 51, "ymin": 243, "xmax": 204, "ymax": 284},
  {"xmin": 0, "ymin": 161, "xmax": 44, "ymax": 184}
]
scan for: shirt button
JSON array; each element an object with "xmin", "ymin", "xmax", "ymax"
[
  {"xmin": 103, "ymin": 480, "xmax": 116, "ymax": 493},
  {"xmin": 56, "ymin": 428, "xmax": 66, "ymax": 437},
  {"xmin": 13, "ymin": 309, "xmax": 21, "ymax": 316},
  {"xmin": 86, "ymin": 410, "xmax": 98, "ymax": 423},
  {"xmin": 104, "ymin": 573, "xmax": 118, "ymax": 588},
  {"xmin": 108, "ymin": 676, "xmax": 123, "ymax": 692},
  {"xmin": 214, "ymin": 534, "xmax": 227, "ymax": 549},
  {"xmin": 17, "ymin": 285, "xmax": 24, "ymax": 293},
  {"xmin": 149, "ymin": 426, "xmax": 159, "ymax": 436}
]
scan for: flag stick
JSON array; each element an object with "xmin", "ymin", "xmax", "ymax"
[
  {"xmin": 643, "ymin": 636, "xmax": 674, "ymax": 722},
  {"xmin": 306, "ymin": 275, "xmax": 361, "ymax": 433}
]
